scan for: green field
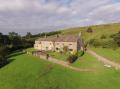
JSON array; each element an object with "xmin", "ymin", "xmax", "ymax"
[
  {"xmin": 62, "ymin": 23, "xmax": 120, "ymax": 41},
  {"xmin": 48, "ymin": 51, "xmax": 69, "ymax": 61},
  {"xmin": 0, "ymin": 23, "xmax": 120, "ymax": 89},
  {"xmin": 61, "ymin": 22, "xmax": 120, "ymax": 64},
  {"xmin": 0, "ymin": 52, "xmax": 120, "ymax": 89},
  {"xmin": 92, "ymin": 47, "xmax": 120, "ymax": 63},
  {"xmin": 73, "ymin": 53, "xmax": 104, "ymax": 69},
  {"xmin": 26, "ymin": 48, "xmax": 38, "ymax": 52}
]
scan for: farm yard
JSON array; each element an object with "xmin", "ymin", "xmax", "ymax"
[{"xmin": 0, "ymin": 50, "xmax": 120, "ymax": 89}]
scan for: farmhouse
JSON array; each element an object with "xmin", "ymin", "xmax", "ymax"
[{"xmin": 34, "ymin": 35, "xmax": 83, "ymax": 53}]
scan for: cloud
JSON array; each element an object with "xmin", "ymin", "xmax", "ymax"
[
  {"xmin": 88, "ymin": 2, "xmax": 120, "ymax": 22},
  {"xmin": 0, "ymin": 0, "xmax": 120, "ymax": 35}
]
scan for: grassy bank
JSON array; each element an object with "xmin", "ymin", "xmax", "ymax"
[
  {"xmin": 0, "ymin": 51, "xmax": 120, "ymax": 89},
  {"xmin": 92, "ymin": 47, "xmax": 120, "ymax": 63}
]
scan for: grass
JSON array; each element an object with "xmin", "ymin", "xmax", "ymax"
[
  {"xmin": 25, "ymin": 48, "xmax": 37, "ymax": 52},
  {"xmin": 62, "ymin": 23, "xmax": 120, "ymax": 42},
  {"xmin": 92, "ymin": 47, "xmax": 120, "ymax": 63},
  {"xmin": 48, "ymin": 51, "xmax": 70, "ymax": 61},
  {"xmin": 0, "ymin": 51, "xmax": 120, "ymax": 89},
  {"xmin": 72, "ymin": 53, "xmax": 105, "ymax": 69}
]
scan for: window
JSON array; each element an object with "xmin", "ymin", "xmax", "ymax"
[
  {"xmin": 69, "ymin": 49, "xmax": 73, "ymax": 51},
  {"xmin": 46, "ymin": 47, "xmax": 48, "ymax": 50},
  {"xmin": 56, "ymin": 48, "xmax": 59, "ymax": 50}
]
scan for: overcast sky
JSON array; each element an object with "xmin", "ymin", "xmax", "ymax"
[{"xmin": 0, "ymin": 0, "xmax": 120, "ymax": 35}]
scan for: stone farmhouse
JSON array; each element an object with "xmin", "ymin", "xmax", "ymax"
[{"xmin": 34, "ymin": 35, "xmax": 83, "ymax": 53}]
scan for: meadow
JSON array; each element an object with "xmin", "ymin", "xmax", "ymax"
[
  {"xmin": 0, "ymin": 23, "xmax": 120, "ymax": 89},
  {"xmin": 62, "ymin": 23, "xmax": 120, "ymax": 41},
  {"xmin": 0, "ymin": 52, "xmax": 120, "ymax": 89},
  {"xmin": 92, "ymin": 47, "xmax": 120, "ymax": 63}
]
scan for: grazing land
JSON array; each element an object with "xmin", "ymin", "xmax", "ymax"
[
  {"xmin": 61, "ymin": 23, "xmax": 120, "ymax": 66},
  {"xmin": 0, "ymin": 52, "xmax": 120, "ymax": 89},
  {"xmin": 92, "ymin": 47, "xmax": 120, "ymax": 63},
  {"xmin": 62, "ymin": 23, "xmax": 120, "ymax": 41},
  {"xmin": 0, "ymin": 23, "xmax": 120, "ymax": 89}
]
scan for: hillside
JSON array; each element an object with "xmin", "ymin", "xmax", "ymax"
[
  {"xmin": 61, "ymin": 23, "xmax": 120, "ymax": 41},
  {"xmin": 0, "ymin": 23, "xmax": 120, "ymax": 89},
  {"xmin": 1, "ymin": 51, "xmax": 120, "ymax": 89}
]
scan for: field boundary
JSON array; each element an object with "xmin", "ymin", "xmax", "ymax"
[
  {"xmin": 87, "ymin": 49, "xmax": 120, "ymax": 69},
  {"xmin": 32, "ymin": 53, "xmax": 93, "ymax": 72}
]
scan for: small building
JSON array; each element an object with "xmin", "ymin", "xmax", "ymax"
[{"xmin": 34, "ymin": 35, "xmax": 83, "ymax": 53}]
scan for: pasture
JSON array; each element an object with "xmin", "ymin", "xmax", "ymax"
[{"xmin": 0, "ymin": 52, "xmax": 120, "ymax": 89}]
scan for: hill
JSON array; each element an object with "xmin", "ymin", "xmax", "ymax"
[
  {"xmin": 61, "ymin": 23, "xmax": 120, "ymax": 41},
  {"xmin": 1, "ymin": 52, "xmax": 120, "ymax": 89}
]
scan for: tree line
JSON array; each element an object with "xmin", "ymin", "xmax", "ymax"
[{"xmin": 0, "ymin": 31, "xmax": 61, "ymax": 68}]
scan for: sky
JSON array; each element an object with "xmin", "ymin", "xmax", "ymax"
[{"xmin": 0, "ymin": 0, "xmax": 120, "ymax": 35}]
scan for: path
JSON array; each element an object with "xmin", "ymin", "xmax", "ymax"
[
  {"xmin": 33, "ymin": 54, "xmax": 92, "ymax": 72},
  {"xmin": 87, "ymin": 49, "xmax": 120, "ymax": 69}
]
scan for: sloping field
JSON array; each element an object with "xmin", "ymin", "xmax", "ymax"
[
  {"xmin": 0, "ymin": 52, "xmax": 120, "ymax": 89},
  {"xmin": 62, "ymin": 23, "xmax": 120, "ymax": 41}
]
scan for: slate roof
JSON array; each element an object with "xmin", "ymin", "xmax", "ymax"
[{"xmin": 36, "ymin": 35, "xmax": 80, "ymax": 42}]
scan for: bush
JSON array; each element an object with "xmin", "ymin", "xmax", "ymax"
[
  {"xmin": 67, "ymin": 55, "xmax": 78, "ymax": 63},
  {"xmin": 113, "ymin": 32, "xmax": 120, "ymax": 46},
  {"xmin": 0, "ymin": 46, "xmax": 8, "ymax": 68},
  {"xmin": 63, "ymin": 46, "xmax": 68, "ymax": 53},
  {"xmin": 101, "ymin": 40, "xmax": 118, "ymax": 48},
  {"xmin": 89, "ymin": 39, "xmax": 101, "ymax": 47},
  {"xmin": 87, "ymin": 27, "xmax": 93, "ymax": 33},
  {"xmin": 110, "ymin": 31, "xmax": 120, "ymax": 47},
  {"xmin": 100, "ymin": 34, "xmax": 106, "ymax": 39},
  {"xmin": 78, "ymin": 51, "xmax": 84, "ymax": 57}
]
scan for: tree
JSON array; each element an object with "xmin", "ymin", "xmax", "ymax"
[
  {"xmin": 0, "ymin": 46, "xmax": 8, "ymax": 67},
  {"xmin": 26, "ymin": 32, "xmax": 32, "ymax": 39},
  {"xmin": 67, "ymin": 54, "xmax": 78, "ymax": 63},
  {"xmin": 113, "ymin": 31, "xmax": 120, "ymax": 46},
  {"xmin": 8, "ymin": 32, "xmax": 18, "ymax": 39},
  {"xmin": 0, "ymin": 33, "xmax": 3, "ymax": 45},
  {"xmin": 87, "ymin": 27, "xmax": 93, "ymax": 33}
]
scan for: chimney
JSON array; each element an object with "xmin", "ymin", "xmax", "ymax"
[
  {"xmin": 45, "ymin": 33, "xmax": 47, "ymax": 38},
  {"xmin": 79, "ymin": 32, "xmax": 81, "ymax": 37},
  {"xmin": 56, "ymin": 34, "xmax": 59, "ymax": 38}
]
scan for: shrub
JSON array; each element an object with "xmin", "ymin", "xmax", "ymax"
[
  {"xmin": 89, "ymin": 39, "xmax": 101, "ymax": 47},
  {"xmin": 100, "ymin": 34, "xmax": 106, "ymax": 39},
  {"xmin": 101, "ymin": 40, "xmax": 118, "ymax": 48},
  {"xmin": 113, "ymin": 32, "xmax": 120, "ymax": 46},
  {"xmin": 110, "ymin": 31, "xmax": 120, "ymax": 47},
  {"xmin": 63, "ymin": 46, "xmax": 68, "ymax": 53},
  {"xmin": 67, "ymin": 55, "xmax": 78, "ymax": 63},
  {"xmin": 87, "ymin": 27, "xmax": 93, "ymax": 33},
  {"xmin": 0, "ymin": 46, "xmax": 8, "ymax": 68},
  {"xmin": 78, "ymin": 51, "xmax": 84, "ymax": 57}
]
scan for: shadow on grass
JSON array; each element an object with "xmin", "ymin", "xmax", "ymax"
[
  {"xmin": 0, "ymin": 51, "xmax": 25, "ymax": 69},
  {"xmin": 0, "ymin": 58, "xmax": 15, "ymax": 69},
  {"xmin": 7, "ymin": 52, "xmax": 25, "ymax": 58}
]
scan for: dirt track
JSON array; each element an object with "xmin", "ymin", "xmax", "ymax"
[
  {"xmin": 87, "ymin": 50, "xmax": 120, "ymax": 69},
  {"xmin": 34, "ymin": 54, "xmax": 92, "ymax": 72}
]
